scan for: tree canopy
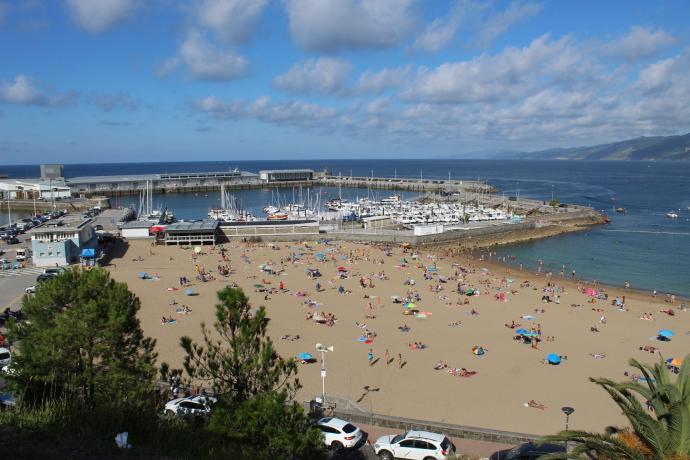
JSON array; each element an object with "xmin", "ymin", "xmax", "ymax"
[
  {"xmin": 8, "ymin": 267, "xmax": 157, "ymax": 408},
  {"xmin": 542, "ymin": 353, "xmax": 690, "ymax": 459},
  {"xmin": 179, "ymin": 286, "xmax": 300, "ymax": 403}
]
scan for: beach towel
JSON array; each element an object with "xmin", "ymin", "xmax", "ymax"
[
  {"xmin": 364, "ymin": 339, "xmax": 374, "ymax": 344},
  {"xmin": 357, "ymin": 336, "xmax": 367, "ymax": 342}
]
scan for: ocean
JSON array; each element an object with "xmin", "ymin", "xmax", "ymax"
[{"xmin": 2, "ymin": 159, "xmax": 689, "ymax": 297}]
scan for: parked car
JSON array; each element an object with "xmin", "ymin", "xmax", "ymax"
[
  {"xmin": 316, "ymin": 417, "xmax": 363, "ymax": 451},
  {"xmin": 25, "ymin": 285, "xmax": 37, "ymax": 294},
  {"xmin": 164, "ymin": 395, "xmax": 215, "ymax": 418},
  {"xmin": 15, "ymin": 248, "xmax": 28, "ymax": 261},
  {"xmin": 42, "ymin": 267, "xmax": 66, "ymax": 276},
  {"xmin": 3, "ymin": 237, "xmax": 19, "ymax": 245},
  {"xmin": 36, "ymin": 273, "xmax": 55, "ymax": 282},
  {"xmin": 374, "ymin": 430, "xmax": 455, "ymax": 460},
  {"xmin": 0, "ymin": 348, "xmax": 11, "ymax": 367},
  {"xmin": 489, "ymin": 442, "xmax": 566, "ymax": 459}
]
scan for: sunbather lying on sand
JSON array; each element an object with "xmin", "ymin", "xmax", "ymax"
[{"xmin": 525, "ymin": 400, "xmax": 547, "ymax": 410}]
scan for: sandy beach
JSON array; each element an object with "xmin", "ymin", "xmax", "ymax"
[{"xmin": 108, "ymin": 239, "xmax": 689, "ymax": 435}]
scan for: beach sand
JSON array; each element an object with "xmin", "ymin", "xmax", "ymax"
[{"xmin": 108, "ymin": 239, "xmax": 689, "ymax": 435}]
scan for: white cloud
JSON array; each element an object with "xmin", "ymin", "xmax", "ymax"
[
  {"xmin": 196, "ymin": 95, "xmax": 338, "ymax": 126},
  {"xmin": 65, "ymin": 0, "xmax": 136, "ymax": 33},
  {"xmin": 600, "ymin": 26, "xmax": 675, "ymax": 61},
  {"xmin": 196, "ymin": 0, "xmax": 267, "ymax": 43},
  {"xmin": 402, "ymin": 35, "xmax": 583, "ymax": 103},
  {"xmin": 366, "ymin": 97, "xmax": 389, "ymax": 114},
  {"xmin": 159, "ymin": 31, "xmax": 247, "ymax": 81},
  {"xmin": 274, "ymin": 57, "xmax": 352, "ymax": 95},
  {"xmin": 412, "ymin": 0, "xmax": 485, "ymax": 53},
  {"xmin": 354, "ymin": 66, "xmax": 410, "ymax": 95},
  {"xmin": 285, "ymin": 0, "xmax": 416, "ymax": 52},
  {"xmin": 477, "ymin": 1, "xmax": 542, "ymax": 48},
  {"xmin": 0, "ymin": 75, "xmax": 76, "ymax": 107}
]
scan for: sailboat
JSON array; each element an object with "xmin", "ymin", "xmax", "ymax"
[{"xmin": 208, "ymin": 183, "xmax": 256, "ymax": 222}]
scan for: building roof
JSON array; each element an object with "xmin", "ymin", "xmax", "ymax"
[
  {"xmin": 32, "ymin": 218, "xmax": 92, "ymax": 234},
  {"xmin": 259, "ymin": 169, "xmax": 314, "ymax": 174},
  {"xmin": 0, "ymin": 179, "xmax": 70, "ymax": 190},
  {"xmin": 165, "ymin": 220, "xmax": 219, "ymax": 233},
  {"xmin": 67, "ymin": 171, "xmax": 257, "ymax": 184},
  {"xmin": 121, "ymin": 220, "xmax": 154, "ymax": 229}
]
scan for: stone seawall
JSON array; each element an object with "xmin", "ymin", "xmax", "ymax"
[{"xmin": 326, "ymin": 209, "xmax": 605, "ymax": 249}]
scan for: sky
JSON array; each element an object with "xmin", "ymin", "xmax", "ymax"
[{"xmin": 1, "ymin": 0, "xmax": 689, "ymax": 164}]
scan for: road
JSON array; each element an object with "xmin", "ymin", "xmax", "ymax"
[{"xmin": 327, "ymin": 422, "xmax": 512, "ymax": 459}]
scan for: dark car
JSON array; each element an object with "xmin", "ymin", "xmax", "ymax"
[
  {"xmin": 36, "ymin": 273, "xmax": 56, "ymax": 282},
  {"xmin": 3, "ymin": 237, "xmax": 19, "ymax": 245},
  {"xmin": 490, "ymin": 442, "xmax": 566, "ymax": 460}
]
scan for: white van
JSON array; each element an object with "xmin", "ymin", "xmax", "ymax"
[{"xmin": 15, "ymin": 248, "xmax": 28, "ymax": 262}]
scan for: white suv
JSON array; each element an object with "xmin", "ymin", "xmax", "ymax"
[
  {"xmin": 316, "ymin": 417, "xmax": 363, "ymax": 450},
  {"xmin": 164, "ymin": 395, "xmax": 215, "ymax": 418},
  {"xmin": 374, "ymin": 430, "xmax": 455, "ymax": 460},
  {"xmin": 0, "ymin": 348, "xmax": 11, "ymax": 367}
]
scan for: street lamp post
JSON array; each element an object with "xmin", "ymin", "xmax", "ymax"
[
  {"xmin": 315, "ymin": 343, "xmax": 334, "ymax": 402},
  {"xmin": 561, "ymin": 406, "xmax": 574, "ymax": 453}
]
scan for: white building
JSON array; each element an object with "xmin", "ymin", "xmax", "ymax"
[
  {"xmin": 120, "ymin": 221, "xmax": 153, "ymax": 239},
  {"xmin": 0, "ymin": 179, "xmax": 72, "ymax": 200}
]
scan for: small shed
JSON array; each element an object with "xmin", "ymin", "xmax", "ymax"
[{"xmin": 121, "ymin": 221, "xmax": 153, "ymax": 239}]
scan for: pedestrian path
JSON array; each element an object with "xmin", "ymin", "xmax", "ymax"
[{"xmin": 0, "ymin": 266, "xmax": 42, "ymax": 278}]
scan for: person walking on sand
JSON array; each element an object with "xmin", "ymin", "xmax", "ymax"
[
  {"xmin": 384, "ymin": 348, "xmax": 389, "ymax": 365},
  {"xmin": 398, "ymin": 353, "xmax": 403, "ymax": 368},
  {"xmin": 368, "ymin": 349, "xmax": 374, "ymax": 366}
]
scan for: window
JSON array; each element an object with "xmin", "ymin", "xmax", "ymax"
[
  {"xmin": 399, "ymin": 440, "xmax": 416, "ymax": 448},
  {"xmin": 342, "ymin": 423, "xmax": 357, "ymax": 434},
  {"xmin": 318, "ymin": 425, "xmax": 339, "ymax": 434},
  {"xmin": 414, "ymin": 440, "xmax": 435, "ymax": 450}
]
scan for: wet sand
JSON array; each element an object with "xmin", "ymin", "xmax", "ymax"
[{"xmin": 108, "ymin": 239, "xmax": 689, "ymax": 435}]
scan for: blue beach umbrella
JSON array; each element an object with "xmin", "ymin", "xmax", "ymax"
[
  {"xmin": 297, "ymin": 352, "xmax": 313, "ymax": 361},
  {"xmin": 523, "ymin": 331, "xmax": 539, "ymax": 338},
  {"xmin": 547, "ymin": 353, "xmax": 561, "ymax": 365},
  {"xmin": 515, "ymin": 328, "xmax": 528, "ymax": 335},
  {"xmin": 139, "ymin": 272, "xmax": 148, "ymax": 279},
  {"xmin": 658, "ymin": 329, "xmax": 675, "ymax": 338}
]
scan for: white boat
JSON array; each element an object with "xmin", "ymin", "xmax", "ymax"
[{"xmin": 667, "ymin": 211, "xmax": 678, "ymax": 219}]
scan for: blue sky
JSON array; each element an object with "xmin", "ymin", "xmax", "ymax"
[{"xmin": 1, "ymin": 0, "xmax": 689, "ymax": 164}]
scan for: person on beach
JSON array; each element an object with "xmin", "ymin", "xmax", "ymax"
[
  {"xmin": 368, "ymin": 349, "xmax": 374, "ymax": 366},
  {"xmin": 384, "ymin": 348, "xmax": 389, "ymax": 365}
]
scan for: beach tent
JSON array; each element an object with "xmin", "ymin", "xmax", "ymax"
[
  {"xmin": 547, "ymin": 353, "xmax": 561, "ymax": 365},
  {"xmin": 81, "ymin": 248, "xmax": 95, "ymax": 258},
  {"xmin": 472, "ymin": 346, "xmax": 485, "ymax": 356},
  {"xmin": 139, "ymin": 272, "xmax": 149, "ymax": 279},
  {"xmin": 515, "ymin": 328, "xmax": 529, "ymax": 335},
  {"xmin": 658, "ymin": 329, "xmax": 675, "ymax": 339}
]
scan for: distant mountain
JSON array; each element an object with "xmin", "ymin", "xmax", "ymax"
[{"xmin": 518, "ymin": 133, "xmax": 690, "ymax": 161}]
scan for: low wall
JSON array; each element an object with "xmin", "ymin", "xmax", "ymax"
[{"xmin": 324, "ymin": 407, "xmax": 539, "ymax": 446}]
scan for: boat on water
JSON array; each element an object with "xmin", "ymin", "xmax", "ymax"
[
  {"xmin": 667, "ymin": 211, "xmax": 678, "ymax": 219},
  {"xmin": 208, "ymin": 184, "xmax": 257, "ymax": 223},
  {"xmin": 266, "ymin": 212, "xmax": 289, "ymax": 220},
  {"xmin": 615, "ymin": 207, "xmax": 627, "ymax": 214}
]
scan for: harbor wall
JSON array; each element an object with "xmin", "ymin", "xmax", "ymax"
[
  {"xmin": 69, "ymin": 176, "xmax": 491, "ymax": 197},
  {"xmin": 324, "ymin": 209, "xmax": 604, "ymax": 248}
]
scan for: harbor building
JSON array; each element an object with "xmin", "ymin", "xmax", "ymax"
[
  {"xmin": 120, "ymin": 221, "xmax": 154, "ymax": 239},
  {"xmin": 161, "ymin": 220, "xmax": 220, "ymax": 245},
  {"xmin": 66, "ymin": 170, "xmax": 259, "ymax": 195},
  {"xmin": 31, "ymin": 219, "xmax": 97, "ymax": 267},
  {"xmin": 0, "ymin": 179, "xmax": 72, "ymax": 200},
  {"xmin": 259, "ymin": 169, "xmax": 314, "ymax": 183}
]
